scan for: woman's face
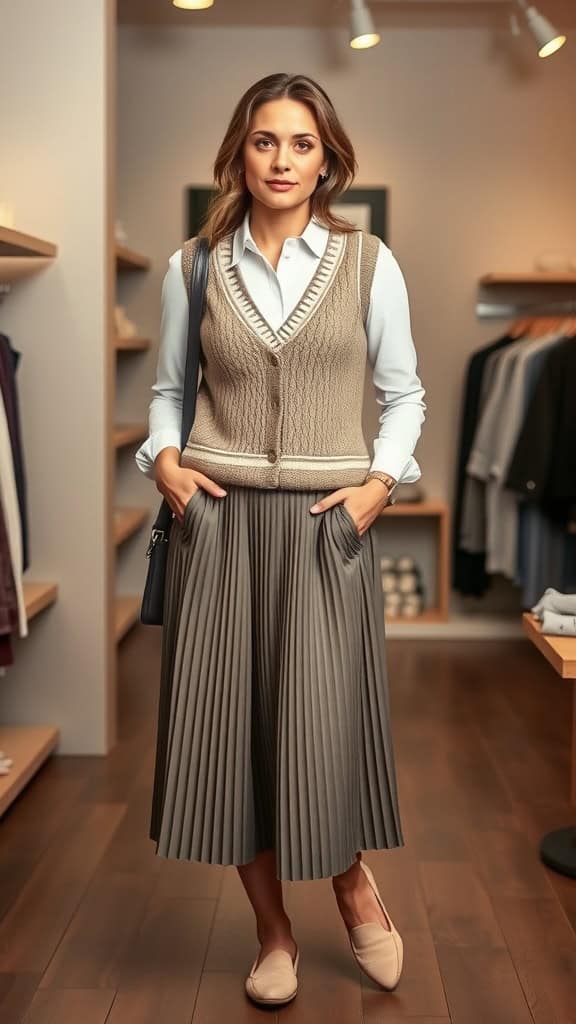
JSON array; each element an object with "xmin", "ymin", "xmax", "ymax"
[{"xmin": 242, "ymin": 98, "xmax": 327, "ymax": 212}]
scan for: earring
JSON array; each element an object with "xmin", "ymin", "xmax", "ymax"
[{"xmin": 320, "ymin": 171, "xmax": 328, "ymax": 181}]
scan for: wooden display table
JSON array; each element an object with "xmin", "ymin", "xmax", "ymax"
[{"xmin": 522, "ymin": 612, "xmax": 576, "ymax": 878}]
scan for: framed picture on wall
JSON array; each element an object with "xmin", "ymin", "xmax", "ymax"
[
  {"xmin": 329, "ymin": 187, "xmax": 388, "ymax": 243},
  {"xmin": 186, "ymin": 185, "xmax": 388, "ymax": 243},
  {"xmin": 187, "ymin": 186, "xmax": 214, "ymax": 238}
]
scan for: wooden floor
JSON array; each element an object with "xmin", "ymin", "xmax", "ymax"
[{"xmin": 1, "ymin": 627, "xmax": 576, "ymax": 1023}]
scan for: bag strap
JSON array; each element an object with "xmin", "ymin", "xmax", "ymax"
[{"xmin": 180, "ymin": 236, "xmax": 210, "ymax": 451}]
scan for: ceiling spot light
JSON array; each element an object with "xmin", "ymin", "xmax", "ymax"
[
  {"xmin": 516, "ymin": 0, "xmax": 566, "ymax": 57},
  {"xmin": 350, "ymin": 0, "xmax": 380, "ymax": 49}
]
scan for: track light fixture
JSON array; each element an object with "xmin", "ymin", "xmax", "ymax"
[
  {"xmin": 349, "ymin": 0, "xmax": 380, "ymax": 50},
  {"xmin": 515, "ymin": 0, "xmax": 566, "ymax": 57}
]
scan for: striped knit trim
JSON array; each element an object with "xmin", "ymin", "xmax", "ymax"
[
  {"xmin": 214, "ymin": 229, "xmax": 347, "ymax": 354},
  {"xmin": 184, "ymin": 441, "xmax": 370, "ymax": 471}
]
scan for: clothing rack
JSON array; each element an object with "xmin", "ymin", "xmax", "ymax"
[{"xmin": 477, "ymin": 298, "xmax": 576, "ymax": 319}]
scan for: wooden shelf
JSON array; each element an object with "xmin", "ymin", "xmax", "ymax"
[
  {"xmin": 0, "ymin": 725, "xmax": 59, "ymax": 818},
  {"xmin": 480, "ymin": 272, "xmax": 576, "ymax": 285},
  {"xmin": 0, "ymin": 226, "xmax": 57, "ymax": 259},
  {"xmin": 113, "ymin": 423, "xmax": 147, "ymax": 449},
  {"xmin": 114, "ymin": 507, "xmax": 149, "ymax": 546},
  {"xmin": 113, "ymin": 335, "xmax": 152, "ymax": 352},
  {"xmin": 22, "ymin": 581, "xmax": 58, "ymax": 620},
  {"xmin": 387, "ymin": 608, "xmax": 447, "ymax": 625},
  {"xmin": 380, "ymin": 499, "xmax": 447, "ymax": 518},
  {"xmin": 522, "ymin": 612, "xmax": 576, "ymax": 680},
  {"xmin": 115, "ymin": 595, "xmax": 141, "ymax": 642},
  {"xmin": 116, "ymin": 244, "xmax": 151, "ymax": 272},
  {"xmin": 378, "ymin": 497, "xmax": 450, "ymax": 623},
  {"xmin": 0, "ymin": 228, "xmax": 58, "ymax": 285}
]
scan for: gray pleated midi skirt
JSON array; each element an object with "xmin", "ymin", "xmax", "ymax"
[{"xmin": 149, "ymin": 483, "xmax": 405, "ymax": 881}]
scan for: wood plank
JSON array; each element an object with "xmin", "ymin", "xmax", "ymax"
[
  {"xmin": 0, "ymin": 227, "xmax": 57, "ymax": 258},
  {"xmin": 22, "ymin": 581, "xmax": 58, "ymax": 620},
  {"xmin": 114, "ymin": 507, "xmax": 149, "ymax": 546},
  {"xmin": 113, "ymin": 335, "xmax": 152, "ymax": 351},
  {"xmin": 433, "ymin": 945, "xmax": 535, "ymax": 1023},
  {"xmin": 0, "ymin": 762, "xmax": 91, "ymax": 921},
  {"xmin": 0, "ymin": 802, "xmax": 125, "ymax": 972},
  {"xmin": 480, "ymin": 271, "xmax": 576, "ymax": 285},
  {"xmin": 113, "ymin": 424, "xmax": 147, "ymax": 448},
  {"xmin": 115, "ymin": 244, "xmax": 151, "ymax": 272},
  {"xmin": 115, "ymin": 595, "xmax": 140, "ymax": 641},
  {"xmin": 522, "ymin": 612, "xmax": 576, "ymax": 679},
  {"xmin": 0, "ymin": 727, "xmax": 59, "ymax": 819},
  {"xmin": 22, "ymin": 989, "xmax": 115, "ymax": 1024},
  {"xmin": 380, "ymin": 498, "xmax": 447, "ymax": 518},
  {"xmin": 0, "ymin": 257, "xmax": 56, "ymax": 284},
  {"xmin": 0, "ymin": 971, "xmax": 41, "ymax": 1024},
  {"xmin": 387, "ymin": 608, "xmax": 447, "ymax": 624},
  {"xmin": 105, "ymin": 893, "xmax": 215, "ymax": 1024},
  {"xmin": 38, "ymin": 873, "xmax": 159, "ymax": 990}
]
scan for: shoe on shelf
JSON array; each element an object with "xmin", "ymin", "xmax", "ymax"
[
  {"xmin": 346, "ymin": 860, "xmax": 403, "ymax": 990},
  {"xmin": 245, "ymin": 945, "xmax": 300, "ymax": 1005}
]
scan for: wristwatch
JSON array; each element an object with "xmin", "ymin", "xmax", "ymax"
[{"xmin": 364, "ymin": 471, "xmax": 399, "ymax": 506}]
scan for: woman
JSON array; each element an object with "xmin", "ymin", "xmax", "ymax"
[{"xmin": 135, "ymin": 72, "xmax": 426, "ymax": 1006}]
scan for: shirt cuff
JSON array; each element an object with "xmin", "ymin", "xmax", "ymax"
[
  {"xmin": 134, "ymin": 429, "xmax": 182, "ymax": 480},
  {"xmin": 368, "ymin": 447, "xmax": 422, "ymax": 484}
]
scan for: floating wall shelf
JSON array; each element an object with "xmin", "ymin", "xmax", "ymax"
[
  {"xmin": 115, "ymin": 595, "xmax": 141, "ymax": 641},
  {"xmin": 115, "ymin": 244, "xmax": 151, "ymax": 272},
  {"xmin": 23, "ymin": 581, "xmax": 59, "ymax": 620},
  {"xmin": 113, "ymin": 424, "xmax": 147, "ymax": 448},
  {"xmin": 480, "ymin": 272, "xmax": 576, "ymax": 286},
  {"xmin": 0, "ymin": 227, "xmax": 58, "ymax": 285},
  {"xmin": 114, "ymin": 335, "xmax": 152, "ymax": 352},
  {"xmin": 114, "ymin": 507, "xmax": 149, "ymax": 546}
]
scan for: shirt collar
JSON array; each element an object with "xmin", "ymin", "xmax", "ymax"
[{"xmin": 230, "ymin": 209, "xmax": 328, "ymax": 268}]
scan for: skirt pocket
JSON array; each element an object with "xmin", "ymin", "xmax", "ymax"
[{"xmin": 334, "ymin": 501, "xmax": 365, "ymax": 558}]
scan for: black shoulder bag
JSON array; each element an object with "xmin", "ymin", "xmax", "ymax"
[{"xmin": 140, "ymin": 236, "xmax": 210, "ymax": 626}]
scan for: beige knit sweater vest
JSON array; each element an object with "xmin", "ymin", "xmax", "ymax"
[{"xmin": 179, "ymin": 226, "xmax": 380, "ymax": 490}]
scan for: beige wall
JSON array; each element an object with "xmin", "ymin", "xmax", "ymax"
[
  {"xmin": 0, "ymin": 0, "xmax": 113, "ymax": 752},
  {"xmin": 116, "ymin": 16, "xmax": 576, "ymax": 616}
]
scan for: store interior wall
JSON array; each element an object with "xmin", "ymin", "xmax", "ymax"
[
  {"xmin": 116, "ymin": 15, "xmax": 576, "ymax": 617},
  {"xmin": 0, "ymin": 0, "xmax": 112, "ymax": 753}
]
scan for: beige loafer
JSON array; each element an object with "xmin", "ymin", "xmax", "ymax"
[
  {"xmin": 347, "ymin": 860, "xmax": 403, "ymax": 990},
  {"xmin": 245, "ymin": 946, "xmax": 300, "ymax": 1005}
]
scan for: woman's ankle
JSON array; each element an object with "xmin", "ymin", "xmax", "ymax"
[{"xmin": 332, "ymin": 852, "xmax": 363, "ymax": 889}]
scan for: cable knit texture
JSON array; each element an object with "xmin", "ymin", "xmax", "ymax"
[{"xmin": 180, "ymin": 227, "xmax": 380, "ymax": 490}]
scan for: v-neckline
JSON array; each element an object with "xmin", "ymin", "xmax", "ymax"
[{"xmin": 214, "ymin": 229, "xmax": 347, "ymax": 355}]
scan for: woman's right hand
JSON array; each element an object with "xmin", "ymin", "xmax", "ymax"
[{"xmin": 153, "ymin": 447, "xmax": 227, "ymax": 523}]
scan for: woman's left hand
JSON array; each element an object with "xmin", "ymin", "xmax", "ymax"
[{"xmin": 309, "ymin": 479, "xmax": 391, "ymax": 538}]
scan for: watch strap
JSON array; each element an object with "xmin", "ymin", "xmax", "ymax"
[{"xmin": 364, "ymin": 471, "xmax": 399, "ymax": 505}]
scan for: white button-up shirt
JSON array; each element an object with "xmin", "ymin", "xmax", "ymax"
[{"xmin": 135, "ymin": 210, "xmax": 426, "ymax": 483}]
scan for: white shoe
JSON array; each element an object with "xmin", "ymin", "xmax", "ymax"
[
  {"xmin": 245, "ymin": 945, "xmax": 300, "ymax": 1005},
  {"xmin": 346, "ymin": 861, "xmax": 403, "ymax": 990}
]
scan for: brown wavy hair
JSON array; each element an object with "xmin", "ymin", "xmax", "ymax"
[{"xmin": 197, "ymin": 73, "xmax": 359, "ymax": 249}]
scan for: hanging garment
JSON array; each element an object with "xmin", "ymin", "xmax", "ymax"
[
  {"xmin": 514, "ymin": 343, "xmax": 576, "ymax": 607},
  {"xmin": 0, "ymin": 490, "xmax": 17, "ymax": 667},
  {"xmin": 452, "ymin": 332, "xmax": 517, "ymax": 596},
  {"xmin": 0, "ymin": 388, "xmax": 27, "ymax": 637},
  {"xmin": 505, "ymin": 337, "xmax": 576, "ymax": 528},
  {"xmin": 467, "ymin": 331, "xmax": 564, "ymax": 579},
  {"xmin": 0, "ymin": 334, "xmax": 30, "ymax": 572}
]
